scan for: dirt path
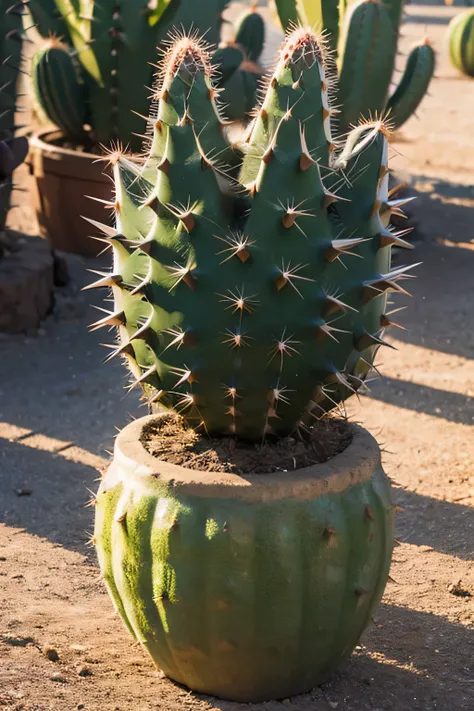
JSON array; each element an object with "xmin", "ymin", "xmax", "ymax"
[{"xmin": 1, "ymin": 3, "xmax": 473, "ymax": 710}]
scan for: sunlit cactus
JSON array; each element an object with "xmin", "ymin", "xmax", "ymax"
[{"xmin": 87, "ymin": 27, "xmax": 417, "ymax": 442}]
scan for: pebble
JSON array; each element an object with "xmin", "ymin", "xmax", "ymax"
[
  {"xmin": 77, "ymin": 705, "xmax": 85, "ymax": 710},
  {"xmin": 43, "ymin": 645, "xmax": 59, "ymax": 662},
  {"xmin": 77, "ymin": 664, "xmax": 92, "ymax": 677},
  {"xmin": 282, "ymin": 700, "xmax": 292, "ymax": 707},
  {"xmin": 50, "ymin": 672, "xmax": 66, "ymax": 683},
  {"xmin": 70, "ymin": 644, "xmax": 88, "ymax": 653}
]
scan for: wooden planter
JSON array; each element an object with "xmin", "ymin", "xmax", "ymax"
[{"xmin": 28, "ymin": 131, "xmax": 113, "ymax": 257}]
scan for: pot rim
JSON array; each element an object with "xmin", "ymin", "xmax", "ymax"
[
  {"xmin": 102, "ymin": 414, "xmax": 382, "ymax": 503},
  {"xmin": 29, "ymin": 129, "xmax": 99, "ymax": 161}
]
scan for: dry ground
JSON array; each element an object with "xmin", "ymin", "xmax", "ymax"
[{"xmin": 1, "ymin": 3, "xmax": 473, "ymax": 710}]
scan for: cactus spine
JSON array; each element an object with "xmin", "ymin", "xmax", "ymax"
[
  {"xmin": 88, "ymin": 28, "xmax": 416, "ymax": 442},
  {"xmin": 0, "ymin": 0, "xmax": 28, "ymax": 245},
  {"xmin": 448, "ymin": 9, "xmax": 474, "ymax": 77},
  {"xmin": 274, "ymin": 0, "xmax": 435, "ymax": 133},
  {"xmin": 31, "ymin": 1, "xmax": 265, "ymax": 149}
]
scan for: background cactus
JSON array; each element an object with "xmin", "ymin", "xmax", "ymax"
[
  {"xmin": 448, "ymin": 8, "xmax": 474, "ymax": 77},
  {"xmin": 0, "ymin": 0, "xmax": 28, "ymax": 253},
  {"xmin": 274, "ymin": 0, "xmax": 435, "ymax": 133},
  {"xmin": 30, "ymin": 0, "xmax": 266, "ymax": 150},
  {"xmin": 87, "ymin": 27, "xmax": 415, "ymax": 442}
]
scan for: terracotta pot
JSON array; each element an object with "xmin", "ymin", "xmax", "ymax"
[
  {"xmin": 94, "ymin": 414, "xmax": 394, "ymax": 702},
  {"xmin": 28, "ymin": 130, "xmax": 112, "ymax": 257}
]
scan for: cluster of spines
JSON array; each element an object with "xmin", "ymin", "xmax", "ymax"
[{"xmin": 85, "ymin": 26, "xmax": 417, "ymax": 442}]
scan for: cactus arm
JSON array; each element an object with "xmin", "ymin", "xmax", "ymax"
[
  {"xmin": 32, "ymin": 42, "xmax": 86, "ymax": 140},
  {"xmin": 381, "ymin": 0, "xmax": 404, "ymax": 32},
  {"xmin": 234, "ymin": 8, "xmax": 265, "ymax": 62},
  {"xmin": 337, "ymin": 0, "xmax": 396, "ymax": 134},
  {"xmin": 386, "ymin": 40, "xmax": 435, "ymax": 129},
  {"xmin": 274, "ymin": 0, "xmax": 340, "ymax": 53}
]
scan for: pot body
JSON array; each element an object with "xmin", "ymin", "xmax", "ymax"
[
  {"xmin": 95, "ymin": 416, "xmax": 393, "ymax": 702},
  {"xmin": 28, "ymin": 131, "xmax": 112, "ymax": 257}
]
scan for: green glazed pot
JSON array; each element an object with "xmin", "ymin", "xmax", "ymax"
[{"xmin": 94, "ymin": 415, "xmax": 393, "ymax": 702}]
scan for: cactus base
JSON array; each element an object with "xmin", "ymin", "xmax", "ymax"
[{"xmin": 95, "ymin": 415, "xmax": 393, "ymax": 702}]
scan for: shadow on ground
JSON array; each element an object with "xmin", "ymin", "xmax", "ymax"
[{"xmin": 386, "ymin": 176, "xmax": 474, "ymax": 359}]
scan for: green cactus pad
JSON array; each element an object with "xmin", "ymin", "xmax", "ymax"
[
  {"xmin": 95, "ymin": 417, "xmax": 394, "ymax": 702},
  {"xmin": 386, "ymin": 40, "xmax": 435, "ymax": 128},
  {"xmin": 448, "ymin": 8, "xmax": 474, "ymax": 77},
  {"xmin": 32, "ymin": 39, "xmax": 86, "ymax": 141},
  {"xmin": 88, "ymin": 28, "xmax": 415, "ymax": 442}
]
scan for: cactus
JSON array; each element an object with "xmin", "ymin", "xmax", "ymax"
[
  {"xmin": 274, "ymin": 0, "xmax": 435, "ymax": 133},
  {"xmin": 0, "ymin": 0, "xmax": 28, "ymax": 246},
  {"xmin": 448, "ymin": 8, "xmax": 474, "ymax": 77},
  {"xmin": 31, "ymin": 0, "xmax": 265, "ymax": 150},
  {"xmin": 32, "ymin": 38, "xmax": 86, "ymax": 141},
  {"xmin": 87, "ymin": 27, "xmax": 416, "ymax": 442}
]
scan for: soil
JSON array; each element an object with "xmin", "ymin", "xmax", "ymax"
[
  {"xmin": 1, "ymin": 2, "xmax": 473, "ymax": 710},
  {"xmin": 141, "ymin": 414, "xmax": 352, "ymax": 474}
]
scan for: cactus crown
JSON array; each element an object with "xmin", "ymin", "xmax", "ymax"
[{"xmin": 88, "ymin": 27, "xmax": 416, "ymax": 443}]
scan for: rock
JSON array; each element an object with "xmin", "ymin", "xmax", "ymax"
[
  {"xmin": 15, "ymin": 488, "xmax": 32, "ymax": 496},
  {"xmin": 77, "ymin": 705, "xmax": 85, "ymax": 710},
  {"xmin": 43, "ymin": 645, "xmax": 59, "ymax": 662},
  {"xmin": 0, "ymin": 235, "xmax": 55, "ymax": 333},
  {"xmin": 77, "ymin": 664, "xmax": 92, "ymax": 677},
  {"xmin": 50, "ymin": 672, "xmax": 66, "ymax": 683},
  {"xmin": 70, "ymin": 644, "xmax": 88, "ymax": 653},
  {"xmin": 447, "ymin": 580, "xmax": 472, "ymax": 598},
  {"xmin": 282, "ymin": 700, "xmax": 292, "ymax": 707}
]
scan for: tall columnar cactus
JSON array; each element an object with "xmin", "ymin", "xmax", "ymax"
[
  {"xmin": 30, "ymin": 0, "xmax": 265, "ymax": 150},
  {"xmin": 0, "ymin": 0, "xmax": 28, "ymax": 245},
  {"xmin": 274, "ymin": 0, "xmax": 435, "ymax": 133},
  {"xmin": 448, "ymin": 8, "xmax": 474, "ymax": 77},
  {"xmin": 87, "ymin": 28, "xmax": 416, "ymax": 441}
]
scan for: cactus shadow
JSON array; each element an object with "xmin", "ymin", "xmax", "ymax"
[
  {"xmin": 387, "ymin": 175, "xmax": 474, "ymax": 360},
  {"xmin": 366, "ymin": 376, "xmax": 473, "ymax": 425},
  {"xmin": 394, "ymin": 488, "xmax": 474, "ymax": 561}
]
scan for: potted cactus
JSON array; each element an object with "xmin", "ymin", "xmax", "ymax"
[
  {"xmin": 27, "ymin": 0, "xmax": 265, "ymax": 256},
  {"xmin": 91, "ymin": 27, "xmax": 414, "ymax": 702},
  {"xmin": 274, "ymin": 0, "xmax": 435, "ymax": 133}
]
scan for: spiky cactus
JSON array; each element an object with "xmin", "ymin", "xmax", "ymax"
[
  {"xmin": 87, "ymin": 28, "xmax": 415, "ymax": 442},
  {"xmin": 274, "ymin": 0, "xmax": 435, "ymax": 133},
  {"xmin": 30, "ymin": 0, "xmax": 265, "ymax": 150},
  {"xmin": 448, "ymin": 8, "xmax": 474, "ymax": 77},
  {"xmin": 0, "ymin": 0, "xmax": 28, "ymax": 251}
]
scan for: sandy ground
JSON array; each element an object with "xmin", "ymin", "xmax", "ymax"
[{"xmin": 1, "ymin": 3, "xmax": 473, "ymax": 710}]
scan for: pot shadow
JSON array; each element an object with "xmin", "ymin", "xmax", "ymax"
[{"xmin": 180, "ymin": 604, "xmax": 474, "ymax": 711}]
